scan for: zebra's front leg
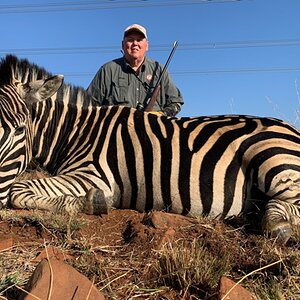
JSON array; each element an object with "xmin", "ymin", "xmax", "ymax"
[
  {"xmin": 9, "ymin": 180, "xmax": 109, "ymax": 215},
  {"xmin": 262, "ymin": 199, "xmax": 300, "ymax": 244}
]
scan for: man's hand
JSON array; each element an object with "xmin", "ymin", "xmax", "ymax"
[{"xmin": 163, "ymin": 103, "xmax": 182, "ymax": 117}]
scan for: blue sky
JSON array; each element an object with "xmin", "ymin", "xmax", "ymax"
[{"xmin": 1, "ymin": 0, "xmax": 300, "ymax": 126}]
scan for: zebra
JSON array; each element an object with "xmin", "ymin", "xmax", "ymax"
[{"xmin": 0, "ymin": 55, "xmax": 300, "ymax": 245}]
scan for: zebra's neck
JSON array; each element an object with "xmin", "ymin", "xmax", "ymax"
[{"xmin": 30, "ymin": 93, "xmax": 132, "ymax": 175}]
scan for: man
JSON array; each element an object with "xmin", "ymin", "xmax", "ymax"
[{"xmin": 87, "ymin": 24, "xmax": 183, "ymax": 116}]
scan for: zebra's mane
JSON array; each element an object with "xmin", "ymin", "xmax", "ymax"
[
  {"xmin": 0, "ymin": 54, "xmax": 96, "ymax": 107},
  {"xmin": 56, "ymin": 84, "xmax": 99, "ymax": 107},
  {"xmin": 0, "ymin": 54, "xmax": 52, "ymax": 86}
]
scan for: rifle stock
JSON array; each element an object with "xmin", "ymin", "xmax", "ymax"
[{"xmin": 144, "ymin": 84, "xmax": 160, "ymax": 112}]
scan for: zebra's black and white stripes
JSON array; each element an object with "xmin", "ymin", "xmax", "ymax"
[
  {"xmin": 0, "ymin": 54, "xmax": 300, "ymax": 244},
  {"xmin": 0, "ymin": 55, "xmax": 63, "ymax": 207}
]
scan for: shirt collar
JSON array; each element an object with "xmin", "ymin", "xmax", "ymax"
[{"xmin": 122, "ymin": 56, "xmax": 146, "ymax": 73}]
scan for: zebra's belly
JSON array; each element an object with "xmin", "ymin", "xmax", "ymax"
[{"xmin": 118, "ymin": 190, "xmax": 245, "ymax": 219}]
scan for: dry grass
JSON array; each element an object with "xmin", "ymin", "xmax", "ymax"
[
  {"xmin": 154, "ymin": 239, "xmax": 231, "ymax": 299},
  {"xmin": 0, "ymin": 208, "xmax": 299, "ymax": 300}
]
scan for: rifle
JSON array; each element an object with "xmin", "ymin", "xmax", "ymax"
[{"xmin": 144, "ymin": 41, "xmax": 178, "ymax": 112}]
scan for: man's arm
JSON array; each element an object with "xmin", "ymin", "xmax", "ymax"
[{"xmin": 160, "ymin": 71, "xmax": 183, "ymax": 117}]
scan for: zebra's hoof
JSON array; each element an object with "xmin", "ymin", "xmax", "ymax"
[
  {"xmin": 84, "ymin": 188, "xmax": 108, "ymax": 216},
  {"xmin": 268, "ymin": 223, "xmax": 293, "ymax": 245}
]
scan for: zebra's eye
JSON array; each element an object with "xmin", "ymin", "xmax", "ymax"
[{"xmin": 14, "ymin": 125, "xmax": 26, "ymax": 136}]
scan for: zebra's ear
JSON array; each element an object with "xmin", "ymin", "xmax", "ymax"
[{"xmin": 24, "ymin": 74, "xmax": 64, "ymax": 104}]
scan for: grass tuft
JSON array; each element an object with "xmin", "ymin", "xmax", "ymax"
[{"xmin": 154, "ymin": 238, "xmax": 231, "ymax": 299}]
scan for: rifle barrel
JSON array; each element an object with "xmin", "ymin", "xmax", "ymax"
[{"xmin": 144, "ymin": 41, "xmax": 178, "ymax": 111}]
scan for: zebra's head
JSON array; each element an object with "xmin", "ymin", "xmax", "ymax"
[{"xmin": 0, "ymin": 54, "xmax": 64, "ymax": 207}]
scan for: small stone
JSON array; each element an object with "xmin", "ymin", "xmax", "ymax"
[{"xmin": 219, "ymin": 276, "xmax": 258, "ymax": 300}]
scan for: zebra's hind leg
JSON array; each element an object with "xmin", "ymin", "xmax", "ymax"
[
  {"xmin": 81, "ymin": 187, "xmax": 108, "ymax": 215},
  {"xmin": 262, "ymin": 199, "xmax": 300, "ymax": 244},
  {"xmin": 9, "ymin": 181, "xmax": 109, "ymax": 216}
]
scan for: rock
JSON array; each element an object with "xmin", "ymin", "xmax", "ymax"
[
  {"xmin": 32, "ymin": 246, "xmax": 73, "ymax": 262},
  {"xmin": 142, "ymin": 211, "xmax": 195, "ymax": 229},
  {"xmin": 0, "ymin": 237, "xmax": 13, "ymax": 251},
  {"xmin": 156, "ymin": 227, "xmax": 176, "ymax": 250},
  {"xmin": 19, "ymin": 258, "xmax": 106, "ymax": 300},
  {"xmin": 219, "ymin": 276, "xmax": 258, "ymax": 300}
]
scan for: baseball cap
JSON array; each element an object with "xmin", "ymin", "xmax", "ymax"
[{"xmin": 124, "ymin": 24, "xmax": 148, "ymax": 39}]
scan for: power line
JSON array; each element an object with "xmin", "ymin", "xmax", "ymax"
[
  {"xmin": 0, "ymin": 0, "xmax": 243, "ymax": 14},
  {"xmin": 1, "ymin": 38, "xmax": 300, "ymax": 56},
  {"xmin": 172, "ymin": 66, "xmax": 300, "ymax": 75}
]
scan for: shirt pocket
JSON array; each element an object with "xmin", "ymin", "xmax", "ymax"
[{"xmin": 111, "ymin": 77, "xmax": 129, "ymax": 105}]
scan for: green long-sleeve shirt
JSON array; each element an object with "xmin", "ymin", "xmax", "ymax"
[{"xmin": 87, "ymin": 56, "xmax": 183, "ymax": 116}]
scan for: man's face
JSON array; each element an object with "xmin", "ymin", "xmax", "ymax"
[{"xmin": 122, "ymin": 31, "xmax": 148, "ymax": 62}]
